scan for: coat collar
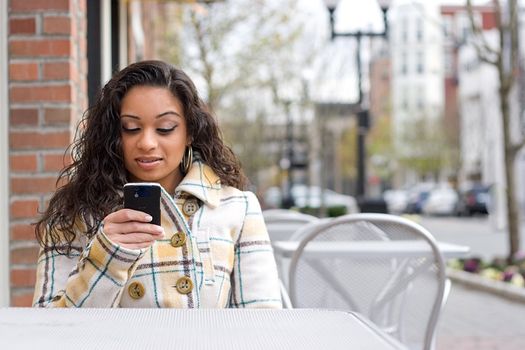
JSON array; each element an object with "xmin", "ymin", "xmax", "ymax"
[{"xmin": 176, "ymin": 160, "xmax": 222, "ymax": 209}]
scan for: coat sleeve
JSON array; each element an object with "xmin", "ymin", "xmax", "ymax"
[
  {"xmin": 229, "ymin": 191, "xmax": 283, "ymax": 309},
  {"xmin": 32, "ymin": 226, "xmax": 145, "ymax": 308}
]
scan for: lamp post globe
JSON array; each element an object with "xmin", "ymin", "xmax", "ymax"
[
  {"xmin": 322, "ymin": 0, "xmax": 340, "ymax": 11},
  {"xmin": 376, "ymin": 0, "xmax": 392, "ymax": 11}
]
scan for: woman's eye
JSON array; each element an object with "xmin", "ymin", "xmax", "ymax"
[
  {"xmin": 157, "ymin": 126, "xmax": 176, "ymax": 134},
  {"xmin": 121, "ymin": 126, "xmax": 140, "ymax": 133}
]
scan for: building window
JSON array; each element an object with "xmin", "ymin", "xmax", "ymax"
[
  {"xmin": 444, "ymin": 51, "xmax": 453, "ymax": 76},
  {"xmin": 443, "ymin": 16, "xmax": 453, "ymax": 38},
  {"xmin": 416, "ymin": 52, "xmax": 424, "ymax": 74},
  {"xmin": 402, "ymin": 90, "xmax": 409, "ymax": 110},
  {"xmin": 401, "ymin": 52, "xmax": 408, "ymax": 75},
  {"xmin": 401, "ymin": 18, "xmax": 408, "ymax": 43},
  {"xmin": 416, "ymin": 18, "xmax": 423, "ymax": 42},
  {"xmin": 459, "ymin": 12, "xmax": 481, "ymax": 42}
]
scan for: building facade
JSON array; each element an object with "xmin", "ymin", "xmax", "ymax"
[
  {"xmin": 457, "ymin": 13, "xmax": 525, "ymax": 229},
  {"xmin": 389, "ymin": 0, "xmax": 445, "ymax": 185},
  {"xmin": 3, "ymin": 0, "xmax": 88, "ymax": 307}
]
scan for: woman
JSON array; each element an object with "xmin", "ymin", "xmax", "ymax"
[{"xmin": 33, "ymin": 60, "xmax": 282, "ymax": 308}]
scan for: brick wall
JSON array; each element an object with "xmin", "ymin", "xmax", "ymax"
[{"xmin": 8, "ymin": 0, "xmax": 87, "ymax": 306}]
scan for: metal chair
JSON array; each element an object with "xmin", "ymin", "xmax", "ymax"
[
  {"xmin": 263, "ymin": 209, "xmax": 319, "ymax": 288},
  {"xmin": 279, "ymin": 279, "xmax": 293, "ymax": 309},
  {"xmin": 262, "ymin": 209, "xmax": 318, "ymax": 242},
  {"xmin": 288, "ymin": 213, "xmax": 447, "ymax": 350}
]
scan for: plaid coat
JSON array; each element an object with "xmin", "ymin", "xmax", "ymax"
[{"xmin": 33, "ymin": 161, "xmax": 282, "ymax": 308}]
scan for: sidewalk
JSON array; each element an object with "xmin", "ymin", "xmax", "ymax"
[{"xmin": 436, "ymin": 281, "xmax": 525, "ymax": 350}]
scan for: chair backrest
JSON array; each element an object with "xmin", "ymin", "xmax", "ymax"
[
  {"xmin": 288, "ymin": 213, "xmax": 446, "ymax": 350},
  {"xmin": 263, "ymin": 209, "xmax": 318, "ymax": 242}
]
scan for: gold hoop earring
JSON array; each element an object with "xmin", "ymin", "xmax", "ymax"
[{"xmin": 182, "ymin": 146, "xmax": 193, "ymax": 174}]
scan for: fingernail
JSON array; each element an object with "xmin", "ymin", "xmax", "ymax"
[{"xmin": 145, "ymin": 215, "xmax": 153, "ymax": 222}]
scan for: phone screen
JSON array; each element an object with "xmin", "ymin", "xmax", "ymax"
[{"xmin": 124, "ymin": 183, "xmax": 161, "ymax": 225}]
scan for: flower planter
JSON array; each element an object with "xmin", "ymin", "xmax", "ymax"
[{"xmin": 446, "ymin": 268, "xmax": 525, "ymax": 303}]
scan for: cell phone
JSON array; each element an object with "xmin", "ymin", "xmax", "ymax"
[{"xmin": 123, "ymin": 183, "xmax": 161, "ymax": 225}]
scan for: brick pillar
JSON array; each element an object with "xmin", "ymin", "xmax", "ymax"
[{"xmin": 8, "ymin": 0, "xmax": 87, "ymax": 306}]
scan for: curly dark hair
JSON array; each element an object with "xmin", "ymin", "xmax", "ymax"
[{"xmin": 35, "ymin": 60, "xmax": 247, "ymax": 254}]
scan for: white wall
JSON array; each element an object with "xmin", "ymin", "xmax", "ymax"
[{"xmin": 0, "ymin": 0, "xmax": 10, "ymax": 306}]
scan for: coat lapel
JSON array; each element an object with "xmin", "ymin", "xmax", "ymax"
[{"xmin": 176, "ymin": 161, "xmax": 222, "ymax": 209}]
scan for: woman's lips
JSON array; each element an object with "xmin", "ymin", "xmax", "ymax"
[{"xmin": 136, "ymin": 157, "xmax": 162, "ymax": 170}]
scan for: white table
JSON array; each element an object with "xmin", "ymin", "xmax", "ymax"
[
  {"xmin": 272, "ymin": 240, "xmax": 470, "ymax": 259},
  {"xmin": 272, "ymin": 239, "xmax": 470, "ymax": 329},
  {"xmin": 0, "ymin": 308, "xmax": 407, "ymax": 350}
]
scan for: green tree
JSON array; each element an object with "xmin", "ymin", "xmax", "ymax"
[
  {"xmin": 396, "ymin": 116, "xmax": 451, "ymax": 180},
  {"xmin": 367, "ymin": 113, "xmax": 394, "ymax": 181},
  {"xmin": 172, "ymin": 0, "xmax": 315, "ymax": 186},
  {"xmin": 179, "ymin": 0, "xmax": 304, "ymax": 112}
]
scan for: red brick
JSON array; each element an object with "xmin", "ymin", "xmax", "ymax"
[
  {"xmin": 11, "ymin": 292, "xmax": 34, "ymax": 307},
  {"xmin": 10, "ymin": 0, "xmax": 70, "ymax": 12},
  {"xmin": 43, "ymin": 153, "xmax": 71, "ymax": 172},
  {"xmin": 10, "ymin": 269, "xmax": 36, "ymax": 288},
  {"xmin": 11, "ymin": 246, "xmax": 40, "ymax": 265},
  {"xmin": 9, "ymin": 39, "xmax": 71, "ymax": 57},
  {"xmin": 44, "ymin": 108, "xmax": 71, "ymax": 125},
  {"xmin": 43, "ymin": 16, "xmax": 71, "ymax": 35},
  {"xmin": 10, "ymin": 199, "xmax": 40, "ymax": 219},
  {"xmin": 43, "ymin": 61, "xmax": 70, "ymax": 80},
  {"xmin": 10, "ymin": 84, "xmax": 71, "ymax": 103},
  {"xmin": 10, "ymin": 154, "xmax": 38, "ymax": 172},
  {"xmin": 10, "ymin": 108, "xmax": 38, "ymax": 126},
  {"xmin": 9, "ymin": 17, "xmax": 36, "ymax": 35},
  {"xmin": 9, "ymin": 62, "xmax": 39, "ymax": 81},
  {"xmin": 10, "ymin": 130, "xmax": 71, "ymax": 150},
  {"xmin": 11, "ymin": 176, "xmax": 62, "ymax": 194},
  {"xmin": 11, "ymin": 224, "xmax": 37, "ymax": 241}
]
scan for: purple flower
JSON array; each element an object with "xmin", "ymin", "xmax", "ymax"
[{"xmin": 463, "ymin": 258, "xmax": 481, "ymax": 273}]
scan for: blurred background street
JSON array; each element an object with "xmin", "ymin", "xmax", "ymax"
[
  {"xmin": 417, "ymin": 216, "xmax": 525, "ymax": 349},
  {"xmin": 418, "ymin": 216, "xmax": 525, "ymax": 261},
  {"xmin": 437, "ymin": 281, "xmax": 525, "ymax": 350}
]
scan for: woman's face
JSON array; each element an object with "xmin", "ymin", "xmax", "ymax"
[{"xmin": 120, "ymin": 85, "xmax": 189, "ymax": 193}]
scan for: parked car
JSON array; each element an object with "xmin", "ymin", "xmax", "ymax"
[
  {"xmin": 404, "ymin": 183, "xmax": 434, "ymax": 214},
  {"xmin": 383, "ymin": 189, "xmax": 409, "ymax": 214},
  {"xmin": 422, "ymin": 186, "xmax": 459, "ymax": 216},
  {"xmin": 263, "ymin": 185, "xmax": 359, "ymax": 214},
  {"xmin": 456, "ymin": 185, "xmax": 491, "ymax": 216},
  {"xmin": 292, "ymin": 185, "xmax": 359, "ymax": 215},
  {"xmin": 405, "ymin": 190, "xmax": 430, "ymax": 214}
]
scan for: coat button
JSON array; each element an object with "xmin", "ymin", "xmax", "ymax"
[
  {"xmin": 182, "ymin": 198, "xmax": 199, "ymax": 216},
  {"xmin": 175, "ymin": 276, "xmax": 193, "ymax": 294},
  {"xmin": 128, "ymin": 281, "xmax": 145, "ymax": 299},
  {"xmin": 170, "ymin": 232, "xmax": 186, "ymax": 247}
]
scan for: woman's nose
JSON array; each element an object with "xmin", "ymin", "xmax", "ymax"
[{"xmin": 137, "ymin": 130, "xmax": 158, "ymax": 150}]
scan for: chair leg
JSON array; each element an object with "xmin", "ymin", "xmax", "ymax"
[
  {"xmin": 280, "ymin": 279, "xmax": 293, "ymax": 309},
  {"xmin": 429, "ymin": 278, "xmax": 451, "ymax": 350}
]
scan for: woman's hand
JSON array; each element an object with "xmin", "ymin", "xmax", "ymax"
[{"xmin": 101, "ymin": 209, "xmax": 165, "ymax": 250}]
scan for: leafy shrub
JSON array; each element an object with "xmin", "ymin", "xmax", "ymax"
[{"xmin": 327, "ymin": 205, "xmax": 347, "ymax": 217}]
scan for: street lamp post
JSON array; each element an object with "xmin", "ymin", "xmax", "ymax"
[
  {"xmin": 282, "ymin": 100, "xmax": 295, "ymax": 209},
  {"xmin": 323, "ymin": 0, "xmax": 391, "ymax": 198}
]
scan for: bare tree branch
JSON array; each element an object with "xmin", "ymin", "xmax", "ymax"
[
  {"xmin": 510, "ymin": 139, "xmax": 525, "ymax": 156},
  {"xmin": 466, "ymin": 0, "xmax": 499, "ymax": 66}
]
